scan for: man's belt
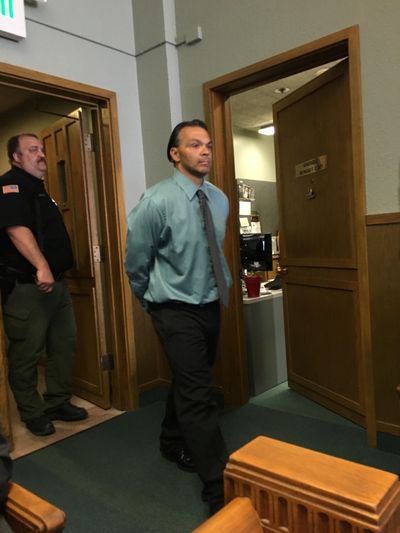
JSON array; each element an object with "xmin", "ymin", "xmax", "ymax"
[
  {"xmin": 16, "ymin": 275, "xmax": 36, "ymax": 284},
  {"xmin": 1, "ymin": 264, "xmax": 63, "ymax": 284},
  {"xmin": 18, "ymin": 272, "xmax": 64, "ymax": 284}
]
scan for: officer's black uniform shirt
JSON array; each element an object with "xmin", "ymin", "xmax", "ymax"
[{"xmin": 0, "ymin": 166, "xmax": 74, "ymax": 276}]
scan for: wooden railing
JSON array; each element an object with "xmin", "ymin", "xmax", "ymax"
[
  {"xmin": 193, "ymin": 497, "xmax": 262, "ymax": 533},
  {"xmin": 0, "ymin": 293, "xmax": 12, "ymax": 444},
  {"xmin": 224, "ymin": 436, "xmax": 400, "ymax": 532},
  {"xmin": 5, "ymin": 482, "xmax": 65, "ymax": 532}
]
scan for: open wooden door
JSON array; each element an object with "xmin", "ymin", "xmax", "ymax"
[
  {"xmin": 41, "ymin": 109, "xmax": 112, "ymax": 408},
  {"xmin": 273, "ymin": 59, "xmax": 375, "ymax": 440}
]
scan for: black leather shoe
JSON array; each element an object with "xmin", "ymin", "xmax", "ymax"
[
  {"xmin": 202, "ymin": 478, "xmax": 225, "ymax": 503},
  {"xmin": 209, "ymin": 498, "xmax": 224, "ymax": 516},
  {"xmin": 26, "ymin": 415, "xmax": 55, "ymax": 437},
  {"xmin": 46, "ymin": 402, "xmax": 88, "ymax": 422},
  {"xmin": 160, "ymin": 447, "xmax": 196, "ymax": 472}
]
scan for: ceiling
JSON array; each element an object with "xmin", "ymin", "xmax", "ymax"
[
  {"xmin": 0, "ymin": 85, "xmax": 35, "ymax": 115},
  {"xmin": 230, "ymin": 60, "xmax": 341, "ymax": 132}
]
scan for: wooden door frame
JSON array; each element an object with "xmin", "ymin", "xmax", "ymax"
[
  {"xmin": 203, "ymin": 26, "xmax": 375, "ymax": 442},
  {"xmin": 0, "ymin": 61, "xmax": 137, "ymax": 411}
]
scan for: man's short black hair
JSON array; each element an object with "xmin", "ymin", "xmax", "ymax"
[
  {"xmin": 7, "ymin": 133, "xmax": 39, "ymax": 164},
  {"xmin": 167, "ymin": 119, "xmax": 209, "ymax": 162}
]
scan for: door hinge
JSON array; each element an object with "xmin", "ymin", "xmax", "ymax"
[
  {"xmin": 101, "ymin": 107, "xmax": 110, "ymax": 126},
  {"xmin": 101, "ymin": 353, "xmax": 114, "ymax": 371},
  {"xmin": 84, "ymin": 132, "xmax": 95, "ymax": 152},
  {"xmin": 93, "ymin": 245, "xmax": 103, "ymax": 263}
]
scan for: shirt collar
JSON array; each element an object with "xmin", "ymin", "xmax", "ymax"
[
  {"xmin": 173, "ymin": 169, "xmax": 210, "ymax": 201},
  {"xmin": 10, "ymin": 165, "xmax": 45, "ymax": 185}
]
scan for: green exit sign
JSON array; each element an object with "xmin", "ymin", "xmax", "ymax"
[{"xmin": 0, "ymin": 0, "xmax": 26, "ymax": 40}]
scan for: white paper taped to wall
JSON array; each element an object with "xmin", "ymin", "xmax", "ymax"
[{"xmin": 239, "ymin": 200, "xmax": 251, "ymax": 216}]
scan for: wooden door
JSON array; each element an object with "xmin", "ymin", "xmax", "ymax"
[
  {"xmin": 273, "ymin": 60, "xmax": 375, "ymax": 435},
  {"xmin": 41, "ymin": 109, "xmax": 111, "ymax": 408}
]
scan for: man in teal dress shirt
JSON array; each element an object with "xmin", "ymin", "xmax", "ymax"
[{"xmin": 125, "ymin": 119, "xmax": 231, "ymax": 515}]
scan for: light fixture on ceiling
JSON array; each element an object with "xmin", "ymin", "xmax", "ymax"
[
  {"xmin": 274, "ymin": 87, "xmax": 290, "ymax": 95},
  {"xmin": 316, "ymin": 67, "xmax": 329, "ymax": 76},
  {"xmin": 25, "ymin": 0, "xmax": 47, "ymax": 6},
  {"xmin": 258, "ymin": 124, "xmax": 275, "ymax": 136}
]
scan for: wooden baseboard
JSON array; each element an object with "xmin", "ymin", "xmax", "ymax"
[
  {"xmin": 376, "ymin": 420, "xmax": 400, "ymax": 437},
  {"xmin": 288, "ymin": 380, "xmax": 366, "ymax": 427},
  {"xmin": 138, "ymin": 378, "xmax": 170, "ymax": 393}
]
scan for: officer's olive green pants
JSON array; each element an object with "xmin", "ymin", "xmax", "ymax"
[{"xmin": 2, "ymin": 280, "xmax": 77, "ymax": 422}]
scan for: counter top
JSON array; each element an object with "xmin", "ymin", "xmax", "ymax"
[{"xmin": 243, "ymin": 288, "xmax": 283, "ymax": 304}]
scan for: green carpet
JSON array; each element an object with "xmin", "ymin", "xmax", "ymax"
[{"xmin": 13, "ymin": 386, "xmax": 400, "ymax": 532}]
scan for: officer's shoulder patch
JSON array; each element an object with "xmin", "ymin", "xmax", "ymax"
[{"xmin": 2, "ymin": 184, "xmax": 19, "ymax": 194}]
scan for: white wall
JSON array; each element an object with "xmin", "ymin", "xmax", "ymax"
[
  {"xmin": 3, "ymin": 2, "xmax": 399, "ymax": 215},
  {"xmin": 174, "ymin": 0, "xmax": 400, "ymax": 214},
  {"xmin": 233, "ymin": 128, "xmax": 276, "ymax": 182},
  {"xmin": 132, "ymin": 0, "xmax": 182, "ymax": 187},
  {"xmin": 0, "ymin": 0, "xmax": 146, "ymax": 211}
]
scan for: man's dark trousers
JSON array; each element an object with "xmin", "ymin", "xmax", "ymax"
[
  {"xmin": 149, "ymin": 300, "xmax": 228, "ymax": 503},
  {"xmin": 2, "ymin": 280, "xmax": 76, "ymax": 422}
]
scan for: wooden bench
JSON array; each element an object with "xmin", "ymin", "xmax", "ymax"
[
  {"xmin": 5, "ymin": 482, "xmax": 65, "ymax": 532},
  {"xmin": 193, "ymin": 497, "xmax": 262, "ymax": 533},
  {"xmin": 224, "ymin": 436, "xmax": 400, "ymax": 532}
]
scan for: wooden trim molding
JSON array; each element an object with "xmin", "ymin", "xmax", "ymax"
[
  {"xmin": 0, "ymin": 298, "xmax": 12, "ymax": 443},
  {"xmin": 366, "ymin": 212, "xmax": 400, "ymax": 226},
  {"xmin": 0, "ymin": 61, "xmax": 115, "ymax": 103},
  {"xmin": 203, "ymin": 28, "xmax": 351, "ymax": 95},
  {"xmin": 203, "ymin": 25, "xmax": 375, "ymax": 449},
  {"xmin": 345, "ymin": 28, "xmax": 376, "ymax": 446},
  {"xmin": 0, "ymin": 62, "xmax": 137, "ymax": 412}
]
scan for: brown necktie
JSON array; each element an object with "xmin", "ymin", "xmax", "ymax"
[{"xmin": 197, "ymin": 189, "xmax": 229, "ymax": 307}]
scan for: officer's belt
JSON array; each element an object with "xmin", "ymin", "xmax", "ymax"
[{"xmin": 17, "ymin": 272, "xmax": 64, "ymax": 284}]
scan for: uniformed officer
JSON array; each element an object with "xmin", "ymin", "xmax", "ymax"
[{"xmin": 0, "ymin": 133, "xmax": 87, "ymax": 436}]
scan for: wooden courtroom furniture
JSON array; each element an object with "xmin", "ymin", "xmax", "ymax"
[
  {"xmin": 193, "ymin": 497, "xmax": 263, "ymax": 533},
  {"xmin": 0, "ymin": 295, "xmax": 12, "ymax": 445},
  {"xmin": 224, "ymin": 436, "xmax": 400, "ymax": 532},
  {"xmin": 4, "ymin": 482, "xmax": 65, "ymax": 532}
]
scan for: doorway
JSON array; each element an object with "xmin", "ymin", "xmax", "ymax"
[
  {"xmin": 203, "ymin": 26, "xmax": 376, "ymax": 445},
  {"xmin": 0, "ymin": 62, "xmax": 137, "ymax": 445}
]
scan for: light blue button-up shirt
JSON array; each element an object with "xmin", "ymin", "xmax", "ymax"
[{"xmin": 125, "ymin": 170, "xmax": 232, "ymax": 305}]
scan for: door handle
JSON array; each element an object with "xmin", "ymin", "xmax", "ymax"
[{"xmin": 277, "ymin": 265, "xmax": 288, "ymax": 275}]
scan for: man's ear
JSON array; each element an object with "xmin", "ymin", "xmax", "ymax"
[
  {"xmin": 169, "ymin": 147, "xmax": 180, "ymax": 163},
  {"xmin": 12, "ymin": 151, "xmax": 22, "ymax": 164}
]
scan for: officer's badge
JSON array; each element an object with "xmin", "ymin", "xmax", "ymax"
[{"xmin": 2, "ymin": 184, "xmax": 19, "ymax": 194}]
